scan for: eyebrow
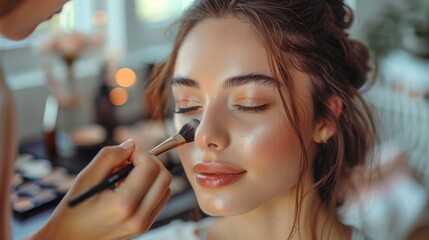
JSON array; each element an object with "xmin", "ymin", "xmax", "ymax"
[{"xmin": 171, "ymin": 73, "xmax": 279, "ymax": 89}]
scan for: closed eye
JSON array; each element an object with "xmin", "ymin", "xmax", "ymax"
[
  {"xmin": 174, "ymin": 106, "xmax": 201, "ymax": 114},
  {"xmin": 234, "ymin": 104, "xmax": 268, "ymax": 113}
]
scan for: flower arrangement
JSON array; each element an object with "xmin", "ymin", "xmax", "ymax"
[
  {"xmin": 35, "ymin": 31, "xmax": 96, "ymax": 110},
  {"xmin": 36, "ymin": 31, "xmax": 95, "ymax": 65}
]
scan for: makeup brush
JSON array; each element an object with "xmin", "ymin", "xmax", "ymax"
[{"xmin": 68, "ymin": 119, "xmax": 200, "ymax": 207}]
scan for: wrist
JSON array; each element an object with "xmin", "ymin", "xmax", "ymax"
[
  {"xmin": 29, "ymin": 216, "xmax": 63, "ymax": 240},
  {"xmin": 28, "ymin": 224, "xmax": 52, "ymax": 240}
]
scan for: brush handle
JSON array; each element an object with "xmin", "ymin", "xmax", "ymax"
[{"xmin": 68, "ymin": 164, "xmax": 134, "ymax": 207}]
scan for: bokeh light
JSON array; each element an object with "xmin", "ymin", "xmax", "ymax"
[
  {"xmin": 109, "ymin": 87, "xmax": 128, "ymax": 106},
  {"xmin": 115, "ymin": 68, "xmax": 137, "ymax": 88},
  {"xmin": 91, "ymin": 11, "xmax": 109, "ymax": 26}
]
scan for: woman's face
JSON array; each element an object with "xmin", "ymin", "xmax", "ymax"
[
  {"xmin": 0, "ymin": 0, "xmax": 68, "ymax": 40},
  {"xmin": 173, "ymin": 17, "xmax": 319, "ymax": 216}
]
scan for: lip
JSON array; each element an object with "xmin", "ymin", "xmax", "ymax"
[{"xmin": 193, "ymin": 163, "xmax": 246, "ymax": 188}]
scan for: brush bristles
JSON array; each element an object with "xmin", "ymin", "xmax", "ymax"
[{"xmin": 179, "ymin": 119, "xmax": 200, "ymax": 143}]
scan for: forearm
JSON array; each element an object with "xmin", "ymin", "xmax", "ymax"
[{"xmin": 0, "ymin": 70, "xmax": 17, "ymax": 240}]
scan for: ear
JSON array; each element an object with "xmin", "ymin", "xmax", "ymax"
[{"xmin": 313, "ymin": 96, "xmax": 343, "ymax": 144}]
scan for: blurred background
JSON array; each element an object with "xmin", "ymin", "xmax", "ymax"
[{"xmin": 1, "ymin": 0, "xmax": 429, "ymax": 239}]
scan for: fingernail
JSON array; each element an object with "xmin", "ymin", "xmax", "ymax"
[{"xmin": 119, "ymin": 139, "xmax": 134, "ymax": 150}]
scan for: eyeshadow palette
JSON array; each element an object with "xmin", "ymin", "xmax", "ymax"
[
  {"xmin": 11, "ymin": 155, "xmax": 76, "ymax": 220},
  {"xmin": 10, "ymin": 151, "xmax": 190, "ymax": 220}
]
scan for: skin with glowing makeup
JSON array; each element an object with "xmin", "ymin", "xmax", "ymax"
[{"xmin": 171, "ymin": 17, "xmax": 348, "ymax": 239}]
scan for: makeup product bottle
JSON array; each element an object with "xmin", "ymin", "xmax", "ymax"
[
  {"xmin": 94, "ymin": 62, "xmax": 117, "ymax": 144},
  {"xmin": 43, "ymin": 95, "xmax": 59, "ymax": 165}
]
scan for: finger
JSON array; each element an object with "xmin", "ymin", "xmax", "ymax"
[
  {"xmin": 125, "ymin": 188, "xmax": 172, "ymax": 239},
  {"xmin": 135, "ymin": 167, "xmax": 172, "ymax": 220},
  {"xmin": 114, "ymin": 152, "xmax": 163, "ymax": 209},
  {"xmin": 112, "ymin": 160, "xmax": 133, "ymax": 188},
  {"xmin": 146, "ymin": 188, "xmax": 172, "ymax": 227},
  {"xmin": 79, "ymin": 139, "xmax": 135, "ymax": 182}
]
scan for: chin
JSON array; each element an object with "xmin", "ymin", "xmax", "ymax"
[
  {"xmin": 3, "ymin": 32, "xmax": 29, "ymax": 40},
  {"xmin": 1, "ymin": 26, "xmax": 36, "ymax": 40},
  {"xmin": 196, "ymin": 192, "xmax": 257, "ymax": 217}
]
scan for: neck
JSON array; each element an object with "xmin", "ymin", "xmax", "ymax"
[{"xmin": 211, "ymin": 177, "xmax": 350, "ymax": 240}]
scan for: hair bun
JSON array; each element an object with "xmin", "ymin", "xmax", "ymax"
[
  {"xmin": 346, "ymin": 40, "xmax": 370, "ymax": 89},
  {"xmin": 324, "ymin": 0, "xmax": 352, "ymax": 30},
  {"xmin": 324, "ymin": 0, "xmax": 367, "ymax": 89}
]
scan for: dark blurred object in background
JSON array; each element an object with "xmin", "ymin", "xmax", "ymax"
[{"xmin": 94, "ymin": 62, "xmax": 118, "ymax": 145}]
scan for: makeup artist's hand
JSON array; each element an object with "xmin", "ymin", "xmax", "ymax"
[{"xmin": 29, "ymin": 139, "xmax": 173, "ymax": 240}]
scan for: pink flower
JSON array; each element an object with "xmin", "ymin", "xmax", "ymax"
[{"xmin": 36, "ymin": 31, "xmax": 94, "ymax": 64}]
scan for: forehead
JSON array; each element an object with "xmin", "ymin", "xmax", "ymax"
[
  {"xmin": 174, "ymin": 17, "xmax": 272, "ymax": 79},
  {"xmin": 173, "ymin": 16, "xmax": 313, "ymax": 99}
]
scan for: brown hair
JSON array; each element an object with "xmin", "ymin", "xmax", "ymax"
[
  {"xmin": 146, "ymin": 0, "xmax": 376, "ymax": 238},
  {"xmin": 0, "ymin": 0, "xmax": 26, "ymax": 18}
]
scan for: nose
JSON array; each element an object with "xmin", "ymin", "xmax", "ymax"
[{"xmin": 194, "ymin": 104, "xmax": 230, "ymax": 151}]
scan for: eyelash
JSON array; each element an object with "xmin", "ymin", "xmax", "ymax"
[
  {"xmin": 174, "ymin": 104, "xmax": 268, "ymax": 114},
  {"xmin": 174, "ymin": 106, "xmax": 201, "ymax": 114},
  {"xmin": 234, "ymin": 104, "xmax": 268, "ymax": 113}
]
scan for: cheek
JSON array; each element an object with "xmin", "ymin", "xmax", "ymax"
[
  {"xmin": 236, "ymin": 122, "xmax": 305, "ymax": 214},
  {"xmin": 241, "ymin": 123, "xmax": 295, "ymax": 156},
  {"xmin": 176, "ymin": 145, "xmax": 200, "ymax": 191},
  {"xmin": 243, "ymin": 120, "xmax": 303, "ymax": 180}
]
